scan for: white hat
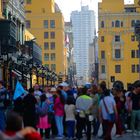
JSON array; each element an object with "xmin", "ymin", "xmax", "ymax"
[
  {"xmin": 59, "ymin": 82, "xmax": 69, "ymax": 87},
  {"xmin": 50, "ymin": 87, "xmax": 57, "ymax": 92}
]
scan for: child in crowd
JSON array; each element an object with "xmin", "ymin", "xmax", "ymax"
[{"xmin": 64, "ymin": 97, "xmax": 76, "ymax": 140}]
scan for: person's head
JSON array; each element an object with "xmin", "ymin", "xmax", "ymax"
[
  {"xmin": 133, "ymin": 80, "xmax": 140, "ymax": 94},
  {"xmin": 29, "ymin": 88, "xmax": 34, "ymax": 95},
  {"xmin": 6, "ymin": 111, "xmax": 22, "ymax": 132},
  {"xmin": 40, "ymin": 94, "xmax": 47, "ymax": 102},
  {"xmin": 34, "ymin": 84, "xmax": 39, "ymax": 91},
  {"xmin": 91, "ymin": 84, "xmax": 98, "ymax": 94},
  {"xmin": 104, "ymin": 89, "xmax": 110, "ymax": 97},
  {"xmin": 66, "ymin": 96, "xmax": 75, "ymax": 105},
  {"xmin": 99, "ymin": 81, "xmax": 107, "ymax": 93},
  {"xmin": 44, "ymin": 85, "xmax": 50, "ymax": 93},
  {"xmin": 50, "ymin": 87, "xmax": 57, "ymax": 95},
  {"xmin": 112, "ymin": 81, "xmax": 124, "ymax": 97},
  {"xmin": 81, "ymin": 87, "xmax": 88, "ymax": 95}
]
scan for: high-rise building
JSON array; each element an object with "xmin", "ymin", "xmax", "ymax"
[
  {"xmin": 25, "ymin": 0, "xmax": 66, "ymax": 76},
  {"xmin": 71, "ymin": 6, "xmax": 96, "ymax": 84},
  {"xmin": 98, "ymin": 0, "xmax": 140, "ymax": 89}
]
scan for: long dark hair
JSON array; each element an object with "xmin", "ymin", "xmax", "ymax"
[{"xmin": 57, "ymin": 89, "xmax": 65, "ymax": 104}]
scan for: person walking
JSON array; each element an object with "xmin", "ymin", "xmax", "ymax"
[
  {"xmin": 99, "ymin": 89, "xmax": 118, "ymax": 140},
  {"xmin": 128, "ymin": 80, "xmax": 140, "ymax": 136},
  {"xmin": 54, "ymin": 89, "xmax": 65, "ymax": 139},
  {"xmin": 76, "ymin": 87, "xmax": 93, "ymax": 140},
  {"xmin": 36, "ymin": 94, "xmax": 51, "ymax": 139},
  {"xmin": 23, "ymin": 88, "xmax": 37, "ymax": 128},
  {"xmin": 64, "ymin": 97, "xmax": 76, "ymax": 140}
]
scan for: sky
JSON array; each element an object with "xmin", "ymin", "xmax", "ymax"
[{"xmin": 55, "ymin": 0, "xmax": 134, "ymax": 22}]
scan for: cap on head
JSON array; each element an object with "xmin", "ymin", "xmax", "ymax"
[{"xmin": 113, "ymin": 80, "xmax": 124, "ymax": 91}]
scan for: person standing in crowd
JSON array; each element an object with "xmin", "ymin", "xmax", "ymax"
[
  {"xmin": 99, "ymin": 89, "xmax": 118, "ymax": 140},
  {"xmin": 34, "ymin": 84, "xmax": 42, "ymax": 97},
  {"xmin": 0, "ymin": 81, "xmax": 7, "ymax": 131},
  {"xmin": 76, "ymin": 87, "xmax": 93, "ymax": 140},
  {"xmin": 23, "ymin": 88, "xmax": 37, "ymax": 128},
  {"xmin": 90, "ymin": 85, "xmax": 100, "ymax": 137},
  {"xmin": 113, "ymin": 81, "xmax": 126, "ymax": 137},
  {"xmin": 54, "ymin": 89, "xmax": 65, "ymax": 139},
  {"xmin": 64, "ymin": 97, "xmax": 76, "ymax": 140},
  {"xmin": 128, "ymin": 80, "xmax": 140, "ymax": 136},
  {"xmin": 36, "ymin": 94, "xmax": 51, "ymax": 139}
]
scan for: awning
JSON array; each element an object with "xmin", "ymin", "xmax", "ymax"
[{"xmin": 12, "ymin": 69, "xmax": 30, "ymax": 79}]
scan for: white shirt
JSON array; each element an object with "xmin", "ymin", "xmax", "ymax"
[
  {"xmin": 34, "ymin": 90, "xmax": 42, "ymax": 96},
  {"xmin": 64, "ymin": 104, "xmax": 75, "ymax": 121},
  {"xmin": 99, "ymin": 96, "xmax": 116, "ymax": 120}
]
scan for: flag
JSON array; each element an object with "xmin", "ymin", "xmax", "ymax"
[{"xmin": 13, "ymin": 81, "xmax": 26, "ymax": 100}]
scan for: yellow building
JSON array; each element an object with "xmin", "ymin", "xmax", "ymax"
[
  {"xmin": 25, "ymin": 0, "xmax": 67, "ymax": 77},
  {"xmin": 98, "ymin": 0, "xmax": 140, "ymax": 89},
  {"xmin": 0, "ymin": 0, "xmax": 3, "ymax": 18}
]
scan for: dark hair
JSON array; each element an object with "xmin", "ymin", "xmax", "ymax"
[
  {"xmin": 6, "ymin": 111, "xmax": 22, "ymax": 131},
  {"xmin": 100, "ymin": 81, "xmax": 107, "ymax": 91},
  {"xmin": 103, "ymin": 89, "xmax": 110, "ymax": 97},
  {"xmin": 57, "ymin": 90, "xmax": 65, "ymax": 104},
  {"xmin": 133, "ymin": 80, "xmax": 140, "ymax": 88},
  {"xmin": 40, "ymin": 94, "xmax": 47, "ymax": 102},
  {"xmin": 29, "ymin": 88, "xmax": 34, "ymax": 94},
  {"xmin": 0, "ymin": 80, "xmax": 3, "ymax": 85},
  {"xmin": 113, "ymin": 80, "xmax": 124, "ymax": 91},
  {"xmin": 66, "ymin": 96, "xmax": 75, "ymax": 105},
  {"xmin": 81, "ymin": 87, "xmax": 88, "ymax": 95}
]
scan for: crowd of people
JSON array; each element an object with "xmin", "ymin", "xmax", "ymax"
[{"xmin": 0, "ymin": 80, "xmax": 140, "ymax": 140}]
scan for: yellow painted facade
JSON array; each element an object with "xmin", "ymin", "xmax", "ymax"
[
  {"xmin": 25, "ymin": 29, "xmax": 35, "ymax": 41},
  {"xmin": 25, "ymin": 0, "xmax": 67, "ymax": 76},
  {"xmin": 0, "ymin": 0, "xmax": 3, "ymax": 18},
  {"xmin": 98, "ymin": 0, "xmax": 140, "ymax": 89}
]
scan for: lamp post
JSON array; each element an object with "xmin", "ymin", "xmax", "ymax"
[{"xmin": 28, "ymin": 63, "xmax": 33, "ymax": 88}]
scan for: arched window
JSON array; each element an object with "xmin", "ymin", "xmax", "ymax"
[
  {"xmin": 115, "ymin": 20, "xmax": 120, "ymax": 27},
  {"xmin": 101, "ymin": 21, "xmax": 104, "ymax": 28}
]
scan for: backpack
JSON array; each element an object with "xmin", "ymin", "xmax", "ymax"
[{"xmin": 36, "ymin": 101, "xmax": 48, "ymax": 117}]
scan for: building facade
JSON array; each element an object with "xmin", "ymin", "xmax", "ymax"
[
  {"xmin": 98, "ymin": 0, "xmax": 140, "ymax": 89},
  {"xmin": 25, "ymin": 0, "xmax": 66, "ymax": 76},
  {"xmin": 71, "ymin": 6, "xmax": 96, "ymax": 85}
]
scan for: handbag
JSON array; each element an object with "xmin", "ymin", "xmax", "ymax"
[{"xmin": 103, "ymin": 98, "xmax": 115, "ymax": 122}]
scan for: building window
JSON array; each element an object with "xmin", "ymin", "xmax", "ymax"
[
  {"xmin": 44, "ymin": 53, "xmax": 49, "ymax": 61},
  {"xmin": 26, "ymin": 0, "xmax": 31, "ymax": 4},
  {"xmin": 115, "ymin": 20, "xmax": 120, "ymax": 27},
  {"xmin": 25, "ymin": 10, "xmax": 32, "ymax": 13},
  {"xmin": 115, "ymin": 49, "xmax": 121, "ymax": 58},
  {"xmin": 44, "ymin": 42, "xmax": 49, "ymax": 50},
  {"xmin": 51, "ymin": 42, "xmax": 55, "ymax": 50},
  {"xmin": 51, "ymin": 53, "xmax": 56, "ymax": 61},
  {"xmin": 44, "ymin": 64, "xmax": 49, "ymax": 68},
  {"xmin": 50, "ymin": 32, "xmax": 55, "ymax": 39},
  {"xmin": 112, "ymin": 21, "xmax": 114, "ymax": 27},
  {"xmin": 115, "ymin": 35, "xmax": 120, "ymax": 42},
  {"xmin": 101, "ymin": 21, "xmax": 104, "ymax": 28},
  {"xmin": 132, "ymin": 65, "xmax": 135, "ymax": 73},
  {"xmin": 115, "ymin": 65, "xmax": 121, "ymax": 73},
  {"xmin": 121, "ymin": 21, "xmax": 123, "ymax": 27},
  {"xmin": 136, "ymin": 50, "xmax": 140, "ymax": 58},
  {"xmin": 101, "ymin": 65, "xmax": 105, "ymax": 74},
  {"xmin": 131, "ymin": 20, "xmax": 135, "ymax": 27},
  {"xmin": 131, "ymin": 35, "xmax": 135, "ymax": 41},
  {"xmin": 131, "ymin": 50, "xmax": 135, "ymax": 58},
  {"xmin": 101, "ymin": 36, "xmax": 104, "ymax": 42},
  {"xmin": 44, "ymin": 32, "xmax": 49, "ymax": 39},
  {"xmin": 51, "ymin": 64, "xmax": 56, "ymax": 72},
  {"xmin": 26, "ymin": 20, "xmax": 31, "ymax": 28},
  {"xmin": 44, "ymin": 20, "xmax": 48, "ymax": 28},
  {"xmin": 137, "ymin": 64, "xmax": 140, "ymax": 73},
  {"xmin": 101, "ymin": 51, "xmax": 105, "ymax": 59},
  {"xmin": 50, "ymin": 20, "xmax": 55, "ymax": 28}
]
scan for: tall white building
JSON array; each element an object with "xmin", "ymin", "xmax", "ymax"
[{"xmin": 71, "ymin": 6, "xmax": 96, "ymax": 84}]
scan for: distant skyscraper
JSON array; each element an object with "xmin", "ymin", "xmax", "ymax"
[{"xmin": 71, "ymin": 6, "xmax": 96, "ymax": 84}]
